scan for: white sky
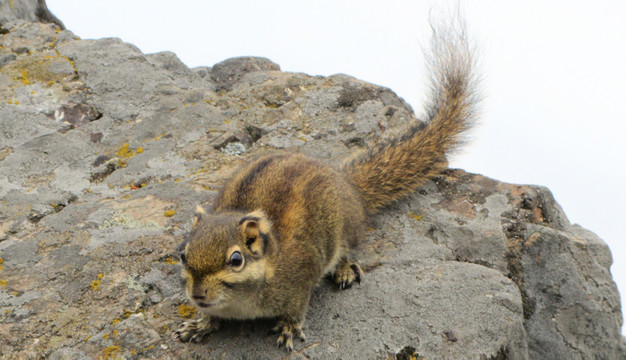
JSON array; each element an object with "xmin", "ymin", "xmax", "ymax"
[{"xmin": 47, "ymin": 0, "xmax": 625, "ymax": 333}]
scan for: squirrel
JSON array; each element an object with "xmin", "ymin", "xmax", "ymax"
[{"xmin": 174, "ymin": 19, "xmax": 480, "ymax": 352}]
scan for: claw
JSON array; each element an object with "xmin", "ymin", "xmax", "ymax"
[
  {"xmin": 351, "ymin": 264, "xmax": 363, "ymax": 284},
  {"xmin": 294, "ymin": 328, "xmax": 306, "ymax": 343},
  {"xmin": 274, "ymin": 319, "xmax": 305, "ymax": 352},
  {"xmin": 174, "ymin": 317, "xmax": 220, "ymax": 343},
  {"xmin": 333, "ymin": 259, "xmax": 363, "ymax": 289}
]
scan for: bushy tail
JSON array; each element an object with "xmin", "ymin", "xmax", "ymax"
[{"xmin": 342, "ymin": 19, "xmax": 481, "ymax": 214}]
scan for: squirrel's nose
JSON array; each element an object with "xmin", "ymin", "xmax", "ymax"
[{"xmin": 191, "ymin": 286, "xmax": 207, "ymax": 300}]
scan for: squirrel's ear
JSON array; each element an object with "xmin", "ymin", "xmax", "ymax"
[
  {"xmin": 239, "ymin": 210, "xmax": 271, "ymax": 257},
  {"xmin": 192, "ymin": 204, "xmax": 206, "ymax": 228}
]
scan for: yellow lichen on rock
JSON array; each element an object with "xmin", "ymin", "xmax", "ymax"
[
  {"xmin": 18, "ymin": 68, "xmax": 30, "ymax": 85},
  {"xmin": 409, "ymin": 212, "xmax": 424, "ymax": 221},
  {"xmin": 178, "ymin": 304, "xmax": 196, "ymax": 318},
  {"xmin": 1, "ymin": 55, "xmax": 74, "ymax": 90},
  {"xmin": 164, "ymin": 257, "xmax": 179, "ymax": 265},
  {"xmin": 90, "ymin": 274, "xmax": 103, "ymax": 291},
  {"xmin": 90, "ymin": 280, "xmax": 100, "ymax": 291},
  {"xmin": 115, "ymin": 143, "xmax": 133, "ymax": 158},
  {"xmin": 101, "ymin": 345, "xmax": 121, "ymax": 360}
]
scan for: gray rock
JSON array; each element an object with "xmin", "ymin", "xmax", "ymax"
[
  {"xmin": 0, "ymin": 52, "xmax": 16, "ymax": 66},
  {"xmin": 210, "ymin": 56, "xmax": 280, "ymax": 91},
  {"xmin": 49, "ymin": 347, "xmax": 90, "ymax": 360},
  {"xmin": 0, "ymin": 0, "xmax": 65, "ymax": 29},
  {"xmin": 191, "ymin": 65, "xmax": 212, "ymax": 79},
  {"xmin": 0, "ymin": 12, "xmax": 622, "ymax": 360},
  {"xmin": 220, "ymin": 141, "xmax": 246, "ymax": 155},
  {"xmin": 145, "ymin": 51, "xmax": 212, "ymax": 91}
]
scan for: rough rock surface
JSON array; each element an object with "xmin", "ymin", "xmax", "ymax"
[
  {"xmin": 0, "ymin": 14, "xmax": 624, "ymax": 360},
  {"xmin": 0, "ymin": 0, "xmax": 64, "ymax": 29}
]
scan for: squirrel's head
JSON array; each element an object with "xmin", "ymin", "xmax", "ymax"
[{"xmin": 179, "ymin": 205, "xmax": 276, "ymax": 313}]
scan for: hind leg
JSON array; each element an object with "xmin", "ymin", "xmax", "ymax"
[{"xmin": 333, "ymin": 257, "xmax": 363, "ymax": 289}]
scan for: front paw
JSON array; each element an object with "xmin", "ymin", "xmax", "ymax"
[
  {"xmin": 271, "ymin": 319, "xmax": 306, "ymax": 352},
  {"xmin": 333, "ymin": 258, "xmax": 363, "ymax": 289},
  {"xmin": 174, "ymin": 317, "xmax": 220, "ymax": 343}
]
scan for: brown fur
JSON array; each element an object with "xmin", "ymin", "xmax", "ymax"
[
  {"xmin": 175, "ymin": 20, "xmax": 481, "ymax": 351},
  {"xmin": 342, "ymin": 21, "xmax": 480, "ymax": 214}
]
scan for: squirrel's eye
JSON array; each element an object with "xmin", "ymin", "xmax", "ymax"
[
  {"xmin": 180, "ymin": 250, "xmax": 186, "ymax": 263},
  {"xmin": 229, "ymin": 251, "xmax": 243, "ymax": 267}
]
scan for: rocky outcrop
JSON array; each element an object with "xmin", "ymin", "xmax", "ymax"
[
  {"xmin": 0, "ymin": 0, "xmax": 64, "ymax": 29},
  {"xmin": 0, "ymin": 11, "xmax": 624, "ymax": 360}
]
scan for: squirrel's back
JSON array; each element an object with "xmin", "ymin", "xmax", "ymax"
[
  {"xmin": 213, "ymin": 19, "xmax": 480, "ymax": 240},
  {"xmin": 212, "ymin": 19, "xmax": 479, "ymax": 251},
  {"xmin": 214, "ymin": 153, "xmax": 366, "ymax": 272}
]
